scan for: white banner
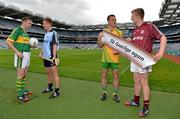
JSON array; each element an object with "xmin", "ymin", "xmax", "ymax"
[{"xmin": 101, "ymin": 31, "xmax": 156, "ymax": 68}]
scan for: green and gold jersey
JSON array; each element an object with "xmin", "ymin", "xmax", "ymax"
[
  {"xmin": 8, "ymin": 26, "xmax": 30, "ymax": 52},
  {"xmin": 102, "ymin": 27, "xmax": 123, "ymax": 63}
]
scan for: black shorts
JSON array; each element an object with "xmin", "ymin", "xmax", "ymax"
[{"xmin": 43, "ymin": 59, "xmax": 56, "ymax": 67}]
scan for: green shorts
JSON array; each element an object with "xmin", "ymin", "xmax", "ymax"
[{"xmin": 102, "ymin": 62, "xmax": 119, "ymax": 70}]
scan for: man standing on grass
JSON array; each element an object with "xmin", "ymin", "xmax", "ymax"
[
  {"xmin": 6, "ymin": 17, "xmax": 32, "ymax": 103},
  {"xmin": 39, "ymin": 17, "xmax": 60, "ymax": 99},
  {"xmin": 97, "ymin": 14, "xmax": 123, "ymax": 103},
  {"xmin": 124, "ymin": 8, "xmax": 167, "ymax": 117}
]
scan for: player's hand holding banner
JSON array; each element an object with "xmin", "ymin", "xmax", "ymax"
[{"xmin": 101, "ymin": 31, "xmax": 156, "ymax": 68}]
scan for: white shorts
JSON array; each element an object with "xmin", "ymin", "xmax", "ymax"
[
  {"xmin": 130, "ymin": 61, "xmax": 152, "ymax": 73},
  {"xmin": 14, "ymin": 52, "xmax": 30, "ymax": 68}
]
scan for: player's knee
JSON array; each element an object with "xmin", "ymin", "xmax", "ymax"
[
  {"xmin": 142, "ymin": 85, "xmax": 150, "ymax": 92},
  {"xmin": 54, "ymin": 76, "xmax": 60, "ymax": 81},
  {"xmin": 46, "ymin": 70, "xmax": 51, "ymax": 75},
  {"xmin": 112, "ymin": 72, "xmax": 119, "ymax": 79},
  {"xmin": 134, "ymin": 75, "xmax": 140, "ymax": 80},
  {"xmin": 102, "ymin": 74, "xmax": 107, "ymax": 79},
  {"xmin": 113, "ymin": 75, "xmax": 119, "ymax": 80},
  {"xmin": 141, "ymin": 82, "xmax": 149, "ymax": 88},
  {"xmin": 134, "ymin": 79, "xmax": 140, "ymax": 84},
  {"xmin": 47, "ymin": 73, "xmax": 52, "ymax": 78}
]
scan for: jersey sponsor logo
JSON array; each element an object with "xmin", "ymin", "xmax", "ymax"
[
  {"xmin": 140, "ymin": 30, "xmax": 144, "ymax": 34},
  {"xmin": 133, "ymin": 36, "xmax": 144, "ymax": 40}
]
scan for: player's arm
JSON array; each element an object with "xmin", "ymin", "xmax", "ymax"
[
  {"xmin": 52, "ymin": 31, "xmax": 59, "ymax": 60},
  {"xmin": 52, "ymin": 44, "xmax": 57, "ymax": 60},
  {"xmin": 97, "ymin": 32, "xmax": 104, "ymax": 48},
  {"xmin": 6, "ymin": 38, "xmax": 23, "ymax": 58},
  {"xmin": 154, "ymin": 35, "xmax": 167, "ymax": 61}
]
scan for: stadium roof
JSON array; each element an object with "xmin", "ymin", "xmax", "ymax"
[
  {"xmin": 0, "ymin": 1, "xmax": 72, "ymax": 29},
  {"xmin": 0, "ymin": 0, "xmax": 179, "ymax": 30},
  {"xmin": 159, "ymin": 0, "xmax": 180, "ymax": 25}
]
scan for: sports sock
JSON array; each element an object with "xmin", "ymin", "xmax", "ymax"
[
  {"xmin": 21, "ymin": 78, "xmax": 26, "ymax": 89},
  {"xmin": 134, "ymin": 95, "xmax": 140, "ymax": 103},
  {"xmin": 55, "ymin": 88, "xmax": 59, "ymax": 93},
  {"xmin": 143, "ymin": 100, "xmax": 149, "ymax": 110},
  {"xmin": 16, "ymin": 78, "xmax": 23, "ymax": 96},
  {"xmin": 48, "ymin": 83, "xmax": 53, "ymax": 89}
]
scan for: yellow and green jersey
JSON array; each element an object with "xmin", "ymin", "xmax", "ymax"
[
  {"xmin": 8, "ymin": 26, "xmax": 30, "ymax": 52},
  {"xmin": 102, "ymin": 27, "xmax": 123, "ymax": 63}
]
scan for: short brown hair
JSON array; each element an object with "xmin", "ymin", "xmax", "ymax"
[
  {"xmin": 43, "ymin": 17, "xmax": 53, "ymax": 25},
  {"xmin": 131, "ymin": 8, "xmax": 144, "ymax": 19},
  {"xmin": 107, "ymin": 14, "xmax": 116, "ymax": 21},
  {"xmin": 22, "ymin": 17, "xmax": 32, "ymax": 22}
]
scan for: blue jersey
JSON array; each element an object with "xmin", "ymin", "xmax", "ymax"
[{"xmin": 43, "ymin": 30, "xmax": 59, "ymax": 58}]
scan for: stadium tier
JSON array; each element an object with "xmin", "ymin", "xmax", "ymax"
[
  {"xmin": 1, "ymin": 17, "xmax": 180, "ymax": 40},
  {"xmin": 0, "ymin": 0, "xmax": 179, "ymax": 56}
]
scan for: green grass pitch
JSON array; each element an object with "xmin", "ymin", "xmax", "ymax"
[{"xmin": 0, "ymin": 49, "xmax": 180, "ymax": 119}]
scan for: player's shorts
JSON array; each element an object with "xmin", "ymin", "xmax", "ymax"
[
  {"xmin": 130, "ymin": 61, "xmax": 152, "ymax": 73},
  {"xmin": 102, "ymin": 62, "xmax": 119, "ymax": 70},
  {"xmin": 14, "ymin": 52, "xmax": 30, "ymax": 69},
  {"xmin": 43, "ymin": 58, "xmax": 56, "ymax": 68}
]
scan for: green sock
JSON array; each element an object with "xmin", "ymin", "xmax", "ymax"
[
  {"xmin": 102, "ymin": 85, "xmax": 107, "ymax": 94},
  {"xmin": 21, "ymin": 78, "xmax": 26, "ymax": 90},
  {"xmin": 16, "ymin": 78, "xmax": 23, "ymax": 96}
]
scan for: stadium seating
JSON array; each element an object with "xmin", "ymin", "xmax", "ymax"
[
  {"xmin": 0, "ymin": 17, "xmax": 179, "ymax": 56},
  {"xmin": 0, "ymin": 39, "xmax": 7, "ymax": 48}
]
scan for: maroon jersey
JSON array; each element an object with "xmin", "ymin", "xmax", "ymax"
[{"xmin": 132, "ymin": 22, "xmax": 163, "ymax": 53}]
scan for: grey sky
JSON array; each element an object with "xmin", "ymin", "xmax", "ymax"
[{"xmin": 1, "ymin": 0, "xmax": 164, "ymax": 25}]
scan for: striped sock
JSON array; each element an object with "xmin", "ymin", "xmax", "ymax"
[
  {"xmin": 16, "ymin": 78, "xmax": 23, "ymax": 96},
  {"xmin": 21, "ymin": 78, "xmax": 26, "ymax": 90}
]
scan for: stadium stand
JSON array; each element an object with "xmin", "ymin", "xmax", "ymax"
[{"xmin": 0, "ymin": 0, "xmax": 179, "ymax": 56}]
